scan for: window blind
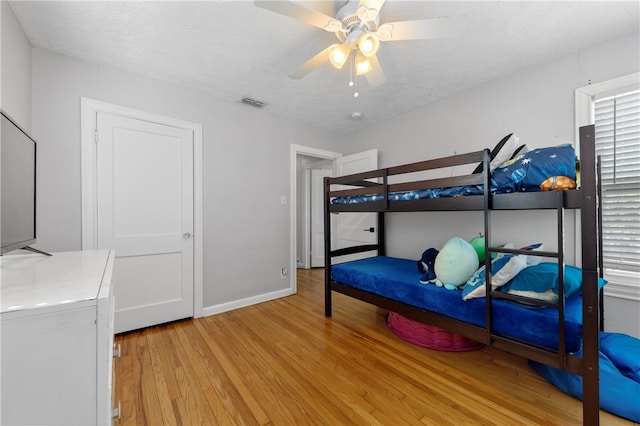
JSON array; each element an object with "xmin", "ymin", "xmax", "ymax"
[{"xmin": 594, "ymin": 89, "xmax": 640, "ymax": 273}]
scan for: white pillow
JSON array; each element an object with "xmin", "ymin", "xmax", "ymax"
[
  {"xmin": 462, "ymin": 253, "xmax": 528, "ymax": 301},
  {"xmin": 489, "ymin": 134, "xmax": 522, "ymax": 172},
  {"xmin": 521, "ymin": 243, "xmax": 544, "ymax": 266}
]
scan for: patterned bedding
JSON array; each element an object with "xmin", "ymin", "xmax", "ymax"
[{"xmin": 332, "ymin": 144, "xmax": 577, "ymax": 205}]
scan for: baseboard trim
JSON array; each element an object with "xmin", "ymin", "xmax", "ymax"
[{"xmin": 202, "ymin": 288, "xmax": 295, "ymax": 317}]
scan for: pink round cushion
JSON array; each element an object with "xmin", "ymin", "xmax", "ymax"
[{"xmin": 386, "ymin": 312, "xmax": 483, "ymax": 352}]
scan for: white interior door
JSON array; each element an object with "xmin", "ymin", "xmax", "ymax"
[
  {"xmin": 335, "ymin": 149, "xmax": 378, "ymax": 263},
  {"xmin": 311, "ymin": 168, "xmax": 333, "ymax": 267},
  {"xmin": 96, "ymin": 112, "xmax": 194, "ymax": 333}
]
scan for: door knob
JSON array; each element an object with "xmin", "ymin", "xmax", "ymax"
[
  {"xmin": 183, "ymin": 233, "xmax": 192, "ymax": 239},
  {"xmin": 363, "ymin": 227, "xmax": 375, "ymax": 233}
]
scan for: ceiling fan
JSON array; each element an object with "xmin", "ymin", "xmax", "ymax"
[{"xmin": 254, "ymin": 0, "xmax": 465, "ymax": 92}]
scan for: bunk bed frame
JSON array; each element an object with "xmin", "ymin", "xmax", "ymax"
[{"xmin": 323, "ymin": 125, "xmax": 601, "ymax": 425}]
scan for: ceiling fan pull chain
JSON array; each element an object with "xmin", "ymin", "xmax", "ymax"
[
  {"xmin": 349, "ymin": 53, "xmax": 355, "ymax": 88},
  {"xmin": 347, "ymin": 52, "xmax": 359, "ymax": 98},
  {"xmin": 354, "ymin": 73, "xmax": 359, "ymax": 98}
]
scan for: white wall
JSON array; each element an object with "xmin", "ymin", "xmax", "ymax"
[
  {"xmin": 28, "ymin": 48, "xmax": 339, "ymax": 309},
  {"xmin": 1, "ymin": 1, "xmax": 31, "ymax": 128},
  {"xmin": 605, "ymin": 297, "xmax": 640, "ymax": 338},
  {"xmin": 345, "ymin": 30, "xmax": 640, "ymax": 337}
]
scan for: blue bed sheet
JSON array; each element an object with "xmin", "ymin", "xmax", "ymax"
[{"xmin": 331, "ymin": 256, "xmax": 584, "ymax": 351}]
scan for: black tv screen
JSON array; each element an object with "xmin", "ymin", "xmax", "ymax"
[{"xmin": 1, "ymin": 110, "xmax": 37, "ymax": 255}]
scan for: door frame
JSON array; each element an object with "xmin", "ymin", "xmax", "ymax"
[
  {"xmin": 80, "ymin": 97, "xmax": 204, "ymax": 318},
  {"xmin": 309, "ymin": 167, "xmax": 333, "ymax": 268},
  {"xmin": 300, "ymin": 162, "xmax": 332, "ymax": 269},
  {"xmin": 290, "ymin": 145, "xmax": 342, "ymax": 292},
  {"xmin": 302, "ymin": 168, "xmax": 311, "ymax": 269}
]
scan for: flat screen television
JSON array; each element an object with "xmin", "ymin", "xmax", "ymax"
[{"xmin": 1, "ymin": 109, "xmax": 42, "ymax": 255}]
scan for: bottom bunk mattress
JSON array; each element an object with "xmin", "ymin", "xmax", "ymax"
[{"xmin": 331, "ymin": 256, "xmax": 585, "ymax": 351}]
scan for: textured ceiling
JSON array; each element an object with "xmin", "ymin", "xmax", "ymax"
[{"xmin": 9, "ymin": 1, "xmax": 640, "ymax": 134}]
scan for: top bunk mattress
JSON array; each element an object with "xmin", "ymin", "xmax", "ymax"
[
  {"xmin": 331, "ymin": 256, "xmax": 584, "ymax": 352},
  {"xmin": 331, "ymin": 144, "xmax": 577, "ymax": 205},
  {"xmin": 331, "ymin": 185, "xmax": 483, "ymax": 204}
]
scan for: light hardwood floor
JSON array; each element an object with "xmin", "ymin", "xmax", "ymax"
[{"xmin": 114, "ymin": 268, "xmax": 635, "ymax": 425}]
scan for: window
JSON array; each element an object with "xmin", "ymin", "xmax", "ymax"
[
  {"xmin": 594, "ymin": 89, "xmax": 640, "ymax": 273},
  {"xmin": 576, "ymin": 73, "xmax": 640, "ymax": 300}
]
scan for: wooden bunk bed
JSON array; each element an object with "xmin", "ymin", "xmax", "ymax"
[{"xmin": 323, "ymin": 125, "xmax": 602, "ymax": 425}]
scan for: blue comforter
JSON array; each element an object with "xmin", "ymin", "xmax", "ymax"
[{"xmin": 331, "ymin": 256, "xmax": 584, "ymax": 351}]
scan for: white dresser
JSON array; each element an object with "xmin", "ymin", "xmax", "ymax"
[{"xmin": 1, "ymin": 250, "xmax": 117, "ymax": 425}]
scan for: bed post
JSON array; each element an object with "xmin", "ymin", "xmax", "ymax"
[
  {"xmin": 482, "ymin": 148, "xmax": 492, "ymax": 345},
  {"xmin": 324, "ymin": 176, "xmax": 333, "ymax": 317},
  {"xmin": 597, "ymin": 158, "xmax": 605, "ymax": 332},
  {"xmin": 378, "ymin": 212, "xmax": 386, "ymax": 256},
  {"xmin": 579, "ymin": 125, "xmax": 599, "ymax": 426}
]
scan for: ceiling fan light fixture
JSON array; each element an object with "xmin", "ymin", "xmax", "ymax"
[
  {"xmin": 355, "ymin": 53, "xmax": 373, "ymax": 75},
  {"xmin": 357, "ymin": 33, "xmax": 379, "ymax": 57},
  {"xmin": 329, "ymin": 43, "xmax": 351, "ymax": 69}
]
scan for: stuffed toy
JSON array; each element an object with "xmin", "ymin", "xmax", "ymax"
[
  {"xmin": 417, "ymin": 248, "xmax": 439, "ymax": 284},
  {"xmin": 468, "ymin": 233, "xmax": 486, "ymax": 265},
  {"xmin": 540, "ymin": 176, "xmax": 576, "ymax": 191},
  {"xmin": 434, "ymin": 237, "xmax": 479, "ymax": 290}
]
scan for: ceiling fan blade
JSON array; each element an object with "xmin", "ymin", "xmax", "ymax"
[
  {"xmin": 254, "ymin": 1, "xmax": 342, "ymax": 32},
  {"xmin": 377, "ymin": 16, "xmax": 466, "ymax": 41},
  {"xmin": 364, "ymin": 55, "xmax": 385, "ymax": 87},
  {"xmin": 357, "ymin": 0, "xmax": 386, "ymax": 22},
  {"xmin": 289, "ymin": 44, "xmax": 337, "ymax": 79}
]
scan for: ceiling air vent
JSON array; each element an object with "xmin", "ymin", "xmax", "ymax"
[{"xmin": 241, "ymin": 97, "xmax": 267, "ymax": 109}]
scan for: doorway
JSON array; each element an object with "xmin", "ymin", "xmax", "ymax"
[
  {"xmin": 289, "ymin": 145, "xmax": 379, "ymax": 292},
  {"xmin": 298, "ymin": 157, "xmax": 333, "ymax": 269},
  {"xmin": 290, "ymin": 145, "xmax": 341, "ymax": 292}
]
